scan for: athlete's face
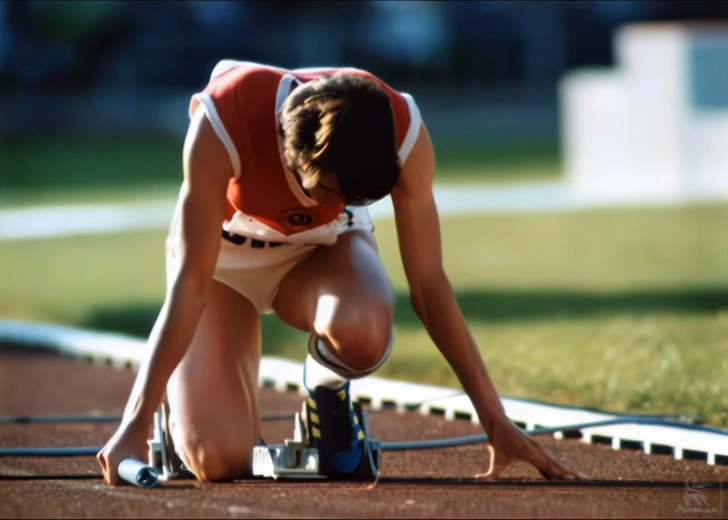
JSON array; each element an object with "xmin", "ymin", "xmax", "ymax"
[
  {"xmin": 304, "ymin": 172, "xmax": 348, "ymax": 206},
  {"xmin": 305, "ymin": 171, "xmax": 380, "ymax": 207}
]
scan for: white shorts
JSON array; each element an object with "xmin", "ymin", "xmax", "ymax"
[{"xmin": 165, "ymin": 206, "xmax": 374, "ymax": 314}]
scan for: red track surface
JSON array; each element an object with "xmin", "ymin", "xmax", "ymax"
[{"xmin": 1, "ymin": 350, "xmax": 726, "ymax": 519}]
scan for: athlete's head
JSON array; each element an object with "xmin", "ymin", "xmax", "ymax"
[{"xmin": 279, "ymin": 73, "xmax": 401, "ymax": 206}]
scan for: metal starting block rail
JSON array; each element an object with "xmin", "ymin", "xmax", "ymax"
[{"xmin": 5, "ymin": 408, "xmax": 727, "ymax": 486}]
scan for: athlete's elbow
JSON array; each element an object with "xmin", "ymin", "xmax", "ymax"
[
  {"xmin": 409, "ymin": 270, "xmax": 451, "ymax": 320},
  {"xmin": 173, "ymin": 266, "xmax": 216, "ymax": 304}
]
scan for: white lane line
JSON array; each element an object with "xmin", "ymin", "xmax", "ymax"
[
  {"xmin": 0, "ymin": 183, "xmax": 566, "ymax": 242},
  {"xmin": 2, "ymin": 181, "xmax": 722, "ymax": 242}
]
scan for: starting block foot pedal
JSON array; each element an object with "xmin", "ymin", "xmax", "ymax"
[
  {"xmin": 147, "ymin": 402, "xmax": 195, "ymax": 481},
  {"xmin": 252, "ymin": 401, "xmax": 380, "ymax": 481},
  {"xmin": 252, "ymin": 411, "xmax": 325, "ymax": 480}
]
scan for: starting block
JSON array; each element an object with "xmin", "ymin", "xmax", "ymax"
[
  {"xmin": 251, "ymin": 411, "xmax": 324, "ymax": 479},
  {"xmin": 148, "ymin": 401, "xmax": 381, "ymax": 482},
  {"xmin": 252, "ymin": 401, "xmax": 381, "ymax": 481}
]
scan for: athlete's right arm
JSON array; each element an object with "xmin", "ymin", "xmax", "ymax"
[{"xmin": 120, "ymin": 107, "xmax": 232, "ymax": 434}]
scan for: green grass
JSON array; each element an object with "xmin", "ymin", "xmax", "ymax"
[
  {"xmin": 2, "ymin": 203, "xmax": 727, "ymax": 426},
  {"xmin": 0, "ymin": 135, "xmax": 561, "ymax": 208}
]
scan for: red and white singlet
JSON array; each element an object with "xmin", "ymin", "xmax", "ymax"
[{"xmin": 188, "ymin": 60, "xmax": 422, "ymax": 246}]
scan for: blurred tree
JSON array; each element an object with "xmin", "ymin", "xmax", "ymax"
[
  {"xmin": 652, "ymin": 0, "xmax": 728, "ymax": 21},
  {"xmin": 9, "ymin": 1, "xmax": 132, "ymax": 92},
  {"xmin": 0, "ymin": 1, "xmax": 8, "ymax": 80},
  {"xmin": 29, "ymin": 1, "xmax": 123, "ymax": 44}
]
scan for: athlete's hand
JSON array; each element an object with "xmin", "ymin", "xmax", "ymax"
[
  {"xmin": 477, "ymin": 416, "xmax": 588, "ymax": 481},
  {"xmin": 96, "ymin": 421, "xmax": 150, "ymax": 486}
]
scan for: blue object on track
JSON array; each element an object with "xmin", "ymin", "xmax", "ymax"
[{"xmin": 117, "ymin": 458, "xmax": 159, "ymax": 488}]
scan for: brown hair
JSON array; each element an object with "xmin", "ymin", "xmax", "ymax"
[{"xmin": 280, "ymin": 73, "xmax": 401, "ymax": 205}]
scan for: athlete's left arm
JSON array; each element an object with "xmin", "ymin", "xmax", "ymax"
[
  {"xmin": 389, "ymin": 123, "xmax": 506, "ymax": 431},
  {"xmin": 390, "ymin": 123, "xmax": 583, "ymax": 481}
]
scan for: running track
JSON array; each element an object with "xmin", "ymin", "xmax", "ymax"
[{"xmin": 1, "ymin": 351, "xmax": 726, "ymax": 518}]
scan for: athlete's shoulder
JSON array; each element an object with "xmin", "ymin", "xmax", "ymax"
[
  {"xmin": 189, "ymin": 60, "xmax": 290, "ymax": 178},
  {"xmin": 191, "ymin": 59, "xmax": 286, "ymax": 122},
  {"xmin": 204, "ymin": 60, "xmax": 288, "ymax": 90}
]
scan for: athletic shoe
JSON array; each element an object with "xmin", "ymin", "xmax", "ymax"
[{"xmin": 302, "ymin": 381, "xmax": 366, "ymax": 477}]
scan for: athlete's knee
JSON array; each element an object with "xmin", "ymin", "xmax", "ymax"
[
  {"xmin": 314, "ymin": 296, "xmax": 394, "ymax": 374},
  {"xmin": 330, "ymin": 319, "xmax": 392, "ymax": 373}
]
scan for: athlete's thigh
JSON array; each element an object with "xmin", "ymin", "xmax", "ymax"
[
  {"xmin": 273, "ymin": 229, "xmax": 395, "ymax": 331},
  {"xmin": 166, "ymin": 279, "xmax": 262, "ymax": 456}
]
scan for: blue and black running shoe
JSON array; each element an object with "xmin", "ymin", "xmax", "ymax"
[{"xmin": 302, "ymin": 381, "xmax": 366, "ymax": 477}]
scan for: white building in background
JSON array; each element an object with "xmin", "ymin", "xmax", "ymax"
[{"xmin": 560, "ymin": 22, "xmax": 728, "ymax": 204}]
